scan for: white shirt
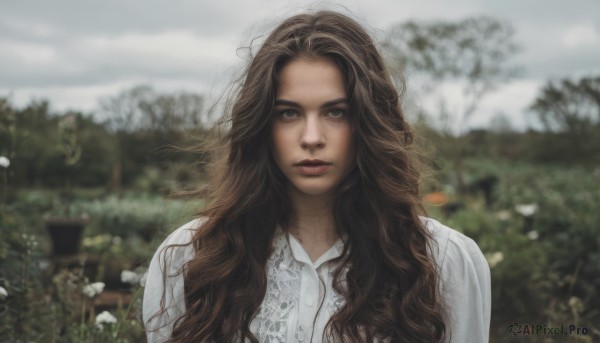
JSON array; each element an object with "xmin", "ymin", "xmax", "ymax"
[{"xmin": 143, "ymin": 217, "xmax": 491, "ymax": 342}]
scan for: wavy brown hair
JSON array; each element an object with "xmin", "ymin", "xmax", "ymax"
[{"xmin": 154, "ymin": 10, "xmax": 447, "ymax": 342}]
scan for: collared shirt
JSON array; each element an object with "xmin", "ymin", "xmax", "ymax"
[{"xmin": 143, "ymin": 217, "xmax": 491, "ymax": 342}]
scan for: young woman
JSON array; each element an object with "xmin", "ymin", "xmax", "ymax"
[{"xmin": 143, "ymin": 10, "xmax": 491, "ymax": 343}]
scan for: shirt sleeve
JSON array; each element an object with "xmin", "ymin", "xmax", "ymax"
[
  {"xmin": 439, "ymin": 231, "xmax": 492, "ymax": 343},
  {"xmin": 142, "ymin": 220, "xmax": 199, "ymax": 343}
]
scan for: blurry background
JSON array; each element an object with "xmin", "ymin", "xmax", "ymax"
[{"xmin": 1, "ymin": 0, "xmax": 599, "ymax": 342}]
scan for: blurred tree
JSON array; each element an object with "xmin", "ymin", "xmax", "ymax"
[
  {"xmin": 9, "ymin": 100, "xmax": 59, "ymax": 187},
  {"xmin": 0, "ymin": 97, "xmax": 17, "ymax": 158},
  {"xmin": 529, "ymin": 76, "xmax": 600, "ymax": 163},
  {"xmin": 98, "ymin": 85, "xmax": 206, "ymax": 189},
  {"xmin": 489, "ymin": 112, "xmax": 514, "ymax": 134},
  {"xmin": 138, "ymin": 92, "xmax": 205, "ymax": 134},
  {"xmin": 99, "ymin": 85, "xmax": 152, "ymax": 190},
  {"xmin": 384, "ymin": 16, "xmax": 520, "ymax": 191},
  {"xmin": 99, "ymin": 85, "xmax": 153, "ymax": 134},
  {"xmin": 70, "ymin": 113, "xmax": 115, "ymax": 187},
  {"xmin": 0, "ymin": 98, "xmax": 114, "ymax": 188},
  {"xmin": 99, "ymin": 85, "xmax": 206, "ymax": 134},
  {"xmin": 385, "ymin": 16, "xmax": 520, "ymax": 113}
]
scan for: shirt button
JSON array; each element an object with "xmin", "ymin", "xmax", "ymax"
[{"xmin": 305, "ymin": 296, "xmax": 314, "ymax": 307}]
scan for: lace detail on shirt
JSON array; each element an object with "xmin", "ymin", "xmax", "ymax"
[
  {"xmin": 251, "ymin": 235, "xmax": 302, "ymax": 342},
  {"xmin": 326, "ymin": 264, "xmax": 347, "ymax": 316},
  {"xmin": 294, "ymin": 324, "xmax": 307, "ymax": 343},
  {"xmin": 328, "ymin": 289, "xmax": 345, "ymax": 313}
]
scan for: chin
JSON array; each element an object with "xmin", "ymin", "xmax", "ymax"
[
  {"xmin": 291, "ymin": 180, "xmax": 337, "ymax": 196},
  {"xmin": 298, "ymin": 189, "xmax": 332, "ymax": 196}
]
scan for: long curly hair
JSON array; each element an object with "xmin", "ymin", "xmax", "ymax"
[{"xmin": 157, "ymin": 10, "xmax": 447, "ymax": 342}]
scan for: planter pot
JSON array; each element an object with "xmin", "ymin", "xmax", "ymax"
[{"xmin": 45, "ymin": 216, "xmax": 89, "ymax": 256}]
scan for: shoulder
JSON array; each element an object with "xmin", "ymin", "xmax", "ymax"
[
  {"xmin": 143, "ymin": 217, "xmax": 206, "ymax": 341},
  {"xmin": 161, "ymin": 217, "xmax": 205, "ymax": 246},
  {"xmin": 154, "ymin": 218, "xmax": 206, "ymax": 260},
  {"xmin": 419, "ymin": 216, "xmax": 488, "ymax": 275},
  {"xmin": 145, "ymin": 217, "xmax": 205, "ymax": 283},
  {"xmin": 144, "ymin": 217, "xmax": 206, "ymax": 290},
  {"xmin": 419, "ymin": 216, "xmax": 491, "ymax": 341},
  {"xmin": 419, "ymin": 216, "xmax": 490, "ymax": 309}
]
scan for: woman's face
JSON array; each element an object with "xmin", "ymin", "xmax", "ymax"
[{"xmin": 271, "ymin": 57, "xmax": 355, "ymax": 198}]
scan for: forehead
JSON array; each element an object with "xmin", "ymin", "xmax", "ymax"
[{"xmin": 276, "ymin": 57, "xmax": 346, "ymax": 101}]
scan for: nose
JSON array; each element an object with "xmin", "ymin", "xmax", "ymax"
[{"xmin": 300, "ymin": 114, "xmax": 324, "ymax": 150}]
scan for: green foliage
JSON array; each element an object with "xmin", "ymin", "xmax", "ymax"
[
  {"xmin": 132, "ymin": 162, "xmax": 205, "ymax": 194},
  {"xmin": 58, "ymin": 113, "xmax": 82, "ymax": 167},
  {"xmin": 0, "ymin": 99, "xmax": 117, "ymax": 188},
  {"xmin": 78, "ymin": 192, "xmax": 202, "ymax": 241},
  {"xmin": 0, "ymin": 210, "xmax": 55, "ymax": 341},
  {"xmin": 444, "ymin": 207, "xmax": 548, "ymax": 317},
  {"xmin": 0, "ymin": 190, "xmax": 203, "ymax": 342},
  {"xmin": 431, "ymin": 157, "xmax": 600, "ymax": 340},
  {"xmin": 11, "ymin": 189, "xmax": 55, "ymax": 216},
  {"xmin": 0, "ymin": 93, "xmax": 207, "ymax": 190},
  {"xmin": 502, "ymin": 166, "xmax": 600, "ymax": 313}
]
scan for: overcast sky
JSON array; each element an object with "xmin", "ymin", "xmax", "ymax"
[{"xmin": 1, "ymin": 0, "xmax": 599, "ymax": 130}]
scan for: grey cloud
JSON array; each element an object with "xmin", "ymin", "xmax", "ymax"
[
  {"xmin": 1, "ymin": 0, "xmax": 256, "ymax": 37},
  {"xmin": 482, "ymin": 0, "xmax": 600, "ymax": 26},
  {"xmin": 0, "ymin": 63, "xmax": 219, "ymax": 89},
  {"xmin": 1, "ymin": 0, "xmax": 599, "ymax": 122}
]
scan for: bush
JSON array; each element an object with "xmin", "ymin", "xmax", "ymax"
[
  {"xmin": 1, "ymin": 190, "xmax": 203, "ymax": 342},
  {"xmin": 78, "ymin": 192, "xmax": 202, "ymax": 241},
  {"xmin": 440, "ymin": 157, "xmax": 600, "ymax": 339}
]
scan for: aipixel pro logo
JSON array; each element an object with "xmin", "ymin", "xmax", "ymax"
[{"xmin": 508, "ymin": 322, "xmax": 589, "ymax": 336}]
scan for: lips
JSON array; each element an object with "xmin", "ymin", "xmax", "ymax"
[
  {"xmin": 294, "ymin": 159, "xmax": 331, "ymax": 166},
  {"xmin": 294, "ymin": 159, "xmax": 332, "ymax": 175}
]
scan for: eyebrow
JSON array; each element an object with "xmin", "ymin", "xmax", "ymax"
[{"xmin": 274, "ymin": 98, "xmax": 348, "ymax": 108}]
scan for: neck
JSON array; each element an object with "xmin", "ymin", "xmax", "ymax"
[{"xmin": 287, "ymin": 189, "xmax": 339, "ymax": 246}]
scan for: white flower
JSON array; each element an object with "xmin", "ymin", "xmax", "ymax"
[
  {"xmin": 0, "ymin": 156, "xmax": 9, "ymax": 168},
  {"xmin": 38, "ymin": 260, "xmax": 51, "ymax": 270},
  {"xmin": 526, "ymin": 230, "xmax": 539, "ymax": 240},
  {"xmin": 95, "ymin": 310, "xmax": 117, "ymax": 331},
  {"xmin": 568, "ymin": 296, "xmax": 584, "ymax": 314},
  {"xmin": 121, "ymin": 270, "xmax": 139, "ymax": 285},
  {"xmin": 0, "ymin": 286, "xmax": 7, "ymax": 299},
  {"xmin": 515, "ymin": 203, "xmax": 538, "ymax": 217},
  {"xmin": 82, "ymin": 282, "xmax": 105, "ymax": 298},
  {"xmin": 486, "ymin": 251, "xmax": 504, "ymax": 268},
  {"xmin": 139, "ymin": 271, "xmax": 148, "ymax": 288}
]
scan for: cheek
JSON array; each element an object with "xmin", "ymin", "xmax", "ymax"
[
  {"xmin": 271, "ymin": 126, "xmax": 289, "ymax": 164},
  {"xmin": 339, "ymin": 126, "xmax": 355, "ymax": 159}
]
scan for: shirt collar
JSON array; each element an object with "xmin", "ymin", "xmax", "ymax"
[{"xmin": 273, "ymin": 226, "xmax": 347, "ymax": 269}]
